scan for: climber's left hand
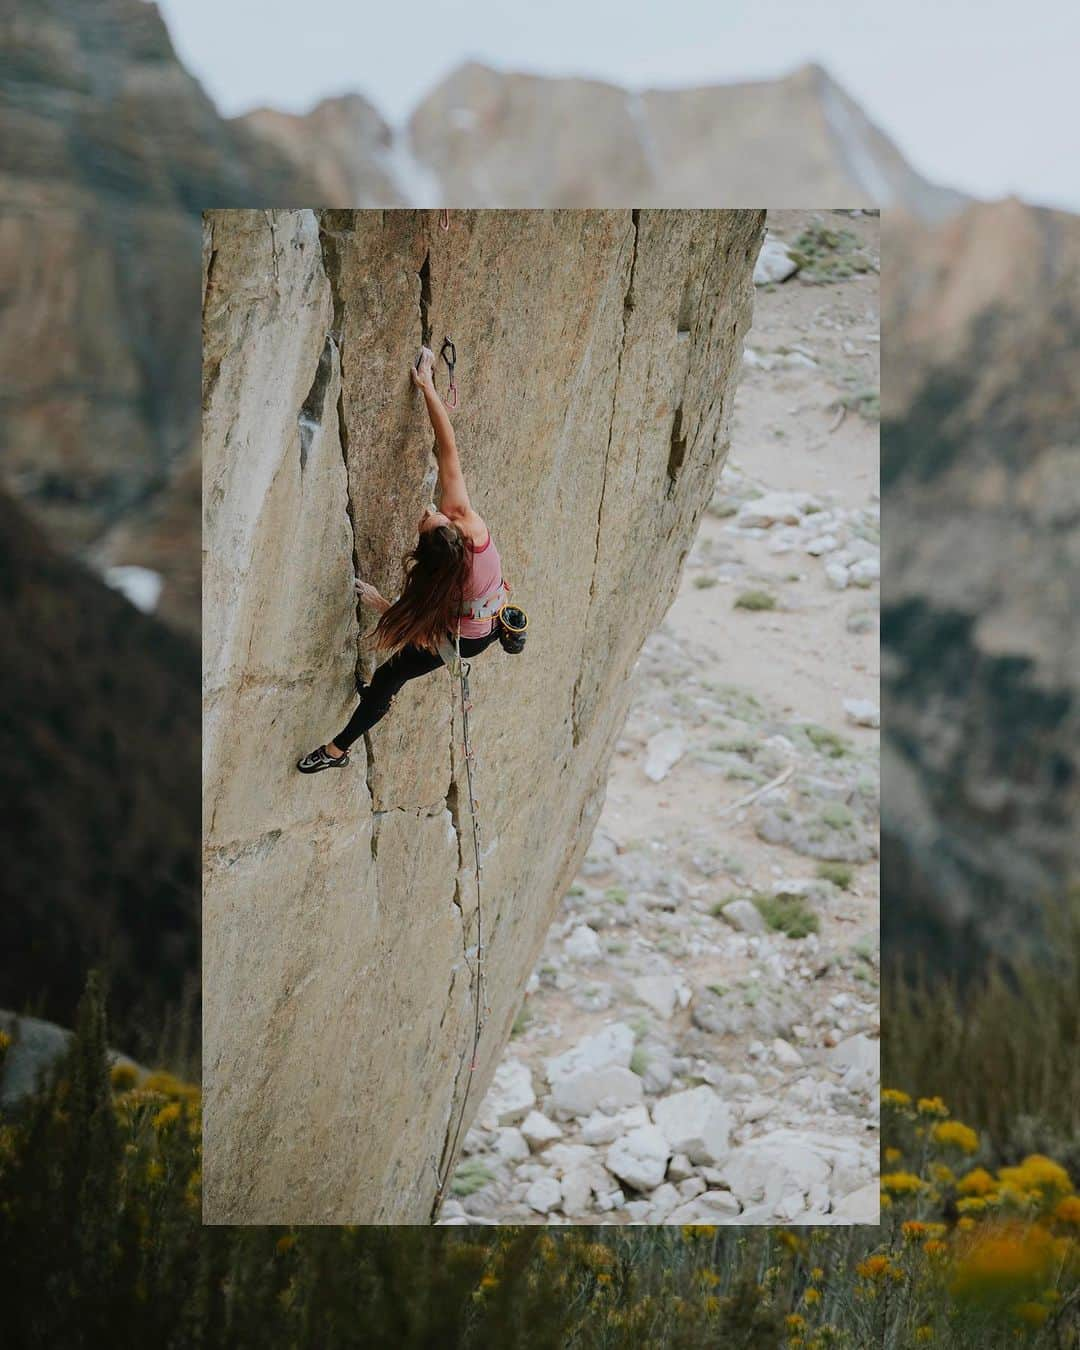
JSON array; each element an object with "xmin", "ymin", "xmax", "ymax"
[{"xmin": 354, "ymin": 578, "xmax": 389, "ymax": 613}]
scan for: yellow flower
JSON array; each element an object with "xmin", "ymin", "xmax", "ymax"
[
  {"xmin": 276, "ymin": 1234, "xmax": 295, "ymax": 1254},
  {"xmin": 153, "ymin": 1101, "xmax": 182, "ymax": 1131},
  {"xmin": 882, "ymin": 1088, "xmax": 912, "ymax": 1108},
  {"xmin": 856, "ymin": 1255, "xmax": 899, "ymax": 1281},
  {"xmin": 930, "ymin": 1164, "xmax": 956, "ymax": 1185},
  {"xmin": 957, "ymin": 1196, "xmax": 989, "ymax": 1215},
  {"xmin": 682, "ymin": 1224, "xmax": 716, "ymax": 1239},
  {"xmin": 932, "ymin": 1121, "xmax": 979, "ymax": 1154},
  {"xmin": 1015, "ymin": 1301, "xmax": 1049, "ymax": 1328},
  {"xmin": 924, "ymin": 1240, "xmax": 949, "ymax": 1258},
  {"xmin": 785, "ymin": 1314, "xmax": 807, "ymax": 1331},
  {"xmin": 881, "ymin": 1171, "xmax": 925, "ymax": 1195},
  {"xmin": 884, "ymin": 1147, "xmax": 903, "ymax": 1165},
  {"xmin": 902, "ymin": 1221, "xmax": 929, "ymax": 1239},
  {"xmin": 957, "ymin": 1217, "xmax": 976, "ymax": 1232},
  {"xmin": 479, "ymin": 1273, "xmax": 499, "ymax": 1291},
  {"xmin": 703, "ymin": 1295, "xmax": 721, "ymax": 1315},
  {"xmin": 917, "ymin": 1096, "xmax": 949, "ymax": 1118},
  {"xmin": 914, "ymin": 1327, "xmax": 934, "ymax": 1342},
  {"xmin": 146, "ymin": 1160, "xmax": 164, "ymax": 1183},
  {"xmin": 1052, "ymin": 1196, "xmax": 1080, "ymax": 1225},
  {"xmin": 596, "ymin": 1273, "xmax": 612, "ymax": 1286},
  {"xmin": 697, "ymin": 1267, "xmax": 721, "ymax": 1287},
  {"xmin": 804, "ymin": 1287, "xmax": 821, "ymax": 1305},
  {"xmin": 0, "ymin": 1030, "xmax": 11, "ymax": 1053},
  {"xmin": 997, "ymin": 1156, "xmax": 1073, "ymax": 1202},
  {"xmin": 141, "ymin": 1071, "xmax": 200, "ymax": 1102},
  {"xmin": 811, "ymin": 1267, "xmax": 825, "ymax": 1281},
  {"xmin": 109, "ymin": 1063, "xmax": 139, "ymax": 1091},
  {"xmin": 952, "ymin": 1223, "xmax": 1057, "ymax": 1304},
  {"xmin": 958, "ymin": 1167, "xmax": 997, "ymax": 1196}
]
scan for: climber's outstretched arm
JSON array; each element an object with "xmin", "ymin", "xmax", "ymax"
[{"xmin": 412, "ymin": 349, "xmax": 471, "ymax": 517}]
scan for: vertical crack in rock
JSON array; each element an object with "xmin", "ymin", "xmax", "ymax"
[
  {"xmin": 666, "ymin": 402, "xmax": 688, "ymax": 497},
  {"xmin": 318, "ymin": 215, "xmax": 376, "ymax": 835},
  {"xmin": 418, "ymin": 249, "xmax": 433, "ymax": 347},
  {"xmin": 298, "ymin": 336, "xmax": 334, "ymax": 475},
  {"xmin": 571, "ymin": 209, "xmax": 640, "ymax": 748}
]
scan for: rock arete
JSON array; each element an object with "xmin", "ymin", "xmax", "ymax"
[{"xmin": 202, "ymin": 208, "xmax": 764, "ymax": 1223}]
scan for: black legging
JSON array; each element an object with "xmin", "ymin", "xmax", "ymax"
[{"xmin": 334, "ymin": 626, "xmax": 501, "ymax": 750}]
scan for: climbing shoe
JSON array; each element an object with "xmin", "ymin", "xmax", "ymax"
[{"xmin": 297, "ymin": 745, "xmax": 350, "ymax": 774}]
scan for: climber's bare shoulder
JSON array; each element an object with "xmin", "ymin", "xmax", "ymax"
[{"xmin": 447, "ymin": 505, "xmax": 489, "ymax": 548}]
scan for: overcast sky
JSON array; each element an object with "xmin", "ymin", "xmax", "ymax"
[{"xmin": 158, "ymin": 0, "xmax": 1079, "ymax": 211}]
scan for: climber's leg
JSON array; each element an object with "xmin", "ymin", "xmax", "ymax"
[{"xmin": 332, "ymin": 643, "xmax": 443, "ymax": 751}]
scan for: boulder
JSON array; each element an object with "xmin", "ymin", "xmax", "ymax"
[
  {"xmin": 605, "ymin": 1125, "xmax": 672, "ymax": 1192},
  {"xmin": 478, "ymin": 1059, "xmax": 536, "ymax": 1128},
  {"xmin": 653, "ymin": 1086, "xmax": 732, "ymax": 1165}
]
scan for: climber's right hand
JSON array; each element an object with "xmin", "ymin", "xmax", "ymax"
[{"xmin": 411, "ymin": 346, "xmax": 435, "ymax": 389}]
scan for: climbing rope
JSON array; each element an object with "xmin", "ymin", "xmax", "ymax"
[
  {"xmin": 440, "ymin": 208, "xmax": 450, "ymax": 231},
  {"xmin": 431, "ymin": 624, "xmax": 489, "ymax": 1217}
]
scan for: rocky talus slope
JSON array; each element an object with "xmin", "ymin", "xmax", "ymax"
[
  {"xmin": 240, "ymin": 60, "xmax": 965, "ymax": 219},
  {"xmin": 201, "ymin": 208, "xmax": 764, "ymax": 1223},
  {"xmin": 882, "ymin": 199, "xmax": 1080, "ymax": 972},
  {"xmin": 0, "ymin": 0, "xmax": 317, "ymax": 633}
]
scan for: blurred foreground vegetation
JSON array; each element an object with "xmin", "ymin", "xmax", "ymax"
[{"xmin": 2, "ymin": 927, "xmax": 1078, "ymax": 1348}]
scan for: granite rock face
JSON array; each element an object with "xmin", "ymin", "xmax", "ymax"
[
  {"xmin": 0, "ymin": 0, "xmax": 317, "ymax": 632},
  {"xmin": 201, "ymin": 207, "xmax": 764, "ymax": 1223},
  {"xmin": 882, "ymin": 199, "xmax": 1080, "ymax": 972}
]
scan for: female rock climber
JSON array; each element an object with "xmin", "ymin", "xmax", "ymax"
[{"xmin": 297, "ymin": 346, "xmax": 515, "ymax": 774}]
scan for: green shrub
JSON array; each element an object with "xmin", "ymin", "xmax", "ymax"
[
  {"xmin": 734, "ymin": 589, "xmax": 776, "ymax": 611},
  {"xmin": 754, "ymin": 892, "xmax": 820, "ymax": 939}
]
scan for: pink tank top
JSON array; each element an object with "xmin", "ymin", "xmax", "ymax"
[{"xmin": 458, "ymin": 529, "xmax": 503, "ymax": 638}]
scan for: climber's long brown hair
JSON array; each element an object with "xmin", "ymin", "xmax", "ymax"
[{"xmin": 372, "ymin": 523, "xmax": 470, "ymax": 655}]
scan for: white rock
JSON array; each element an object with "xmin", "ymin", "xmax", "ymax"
[
  {"xmin": 698, "ymin": 1189, "xmax": 742, "ymax": 1215},
  {"xmin": 678, "ymin": 1177, "xmax": 706, "ymax": 1200},
  {"xmin": 772, "ymin": 1038, "xmax": 804, "ymax": 1069},
  {"xmin": 564, "ymin": 924, "xmax": 602, "ymax": 961},
  {"xmin": 479, "ymin": 1058, "xmax": 535, "ymax": 1127},
  {"xmin": 648, "ymin": 1182, "xmax": 681, "ymax": 1220},
  {"xmin": 719, "ymin": 898, "xmax": 767, "ymax": 934},
  {"xmin": 805, "ymin": 533, "xmax": 839, "ymax": 556},
  {"xmin": 753, "ymin": 237, "xmax": 799, "ymax": 285},
  {"xmin": 520, "ymin": 1110, "xmax": 563, "ymax": 1149},
  {"xmin": 605, "ymin": 1125, "xmax": 671, "ymax": 1192},
  {"xmin": 741, "ymin": 1096, "xmax": 775, "ymax": 1123},
  {"xmin": 827, "ymin": 1033, "xmax": 879, "ymax": 1091},
  {"xmin": 552, "ymin": 1065, "xmax": 644, "ymax": 1117},
  {"xmin": 545, "ymin": 1023, "xmax": 633, "ymax": 1085},
  {"xmin": 775, "ymin": 1190, "xmax": 808, "ymax": 1221},
  {"xmin": 735, "ymin": 491, "xmax": 822, "ymax": 529},
  {"xmin": 824, "ymin": 561, "xmax": 850, "ymax": 590},
  {"xmin": 525, "ymin": 1176, "xmax": 562, "ymax": 1214},
  {"xmin": 843, "ymin": 699, "xmax": 880, "ymax": 729},
  {"xmin": 581, "ymin": 1104, "xmax": 650, "ymax": 1145},
  {"xmin": 667, "ymin": 1152, "xmax": 695, "ymax": 1182},
  {"xmin": 653, "ymin": 1086, "xmax": 732, "ymax": 1165},
  {"xmin": 716, "ymin": 1132, "xmax": 831, "ymax": 1209},
  {"xmin": 832, "ymin": 1181, "xmax": 880, "ymax": 1222},
  {"xmin": 632, "ymin": 974, "xmax": 681, "ymax": 1019},
  {"xmin": 560, "ymin": 1167, "xmax": 595, "ymax": 1217},
  {"xmin": 492, "ymin": 1127, "xmax": 530, "ymax": 1162},
  {"xmin": 849, "ymin": 557, "xmax": 880, "ymax": 586},
  {"xmin": 103, "ymin": 565, "xmax": 164, "ymax": 615},
  {"xmin": 644, "ymin": 728, "xmax": 686, "ymax": 783}
]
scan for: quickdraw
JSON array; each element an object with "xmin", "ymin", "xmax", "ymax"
[{"xmin": 440, "ymin": 336, "xmax": 458, "ymax": 409}]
